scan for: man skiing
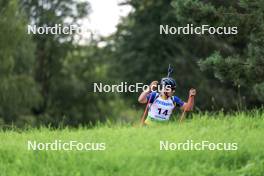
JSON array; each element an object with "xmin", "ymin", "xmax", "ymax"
[{"xmin": 138, "ymin": 66, "xmax": 196, "ymax": 126}]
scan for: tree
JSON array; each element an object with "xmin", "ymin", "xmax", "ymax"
[
  {"xmin": 198, "ymin": 0, "xmax": 264, "ymax": 108},
  {"xmin": 21, "ymin": 0, "xmax": 97, "ymax": 125},
  {"xmin": 109, "ymin": 0, "xmax": 243, "ymax": 110},
  {"xmin": 0, "ymin": 0, "xmax": 41, "ymax": 126}
]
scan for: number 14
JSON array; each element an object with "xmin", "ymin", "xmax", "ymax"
[{"xmin": 157, "ymin": 108, "xmax": 168, "ymax": 116}]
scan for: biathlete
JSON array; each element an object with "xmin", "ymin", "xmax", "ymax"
[{"xmin": 138, "ymin": 77, "xmax": 196, "ymax": 126}]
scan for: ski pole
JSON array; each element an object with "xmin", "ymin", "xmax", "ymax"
[
  {"xmin": 140, "ymin": 93, "xmax": 152, "ymax": 126},
  {"xmin": 179, "ymin": 106, "xmax": 187, "ymax": 123},
  {"xmin": 179, "ymin": 95, "xmax": 193, "ymax": 123}
]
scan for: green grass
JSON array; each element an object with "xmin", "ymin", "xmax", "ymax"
[{"xmin": 0, "ymin": 112, "xmax": 264, "ymax": 176}]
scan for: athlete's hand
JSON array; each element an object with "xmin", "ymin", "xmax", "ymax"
[
  {"xmin": 149, "ymin": 81, "xmax": 158, "ymax": 92},
  {"xmin": 189, "ymin": 88, "xmax": 196, "ymax": 97}
]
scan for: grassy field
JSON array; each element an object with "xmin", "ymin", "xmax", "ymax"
[{"xmin": 0, "ymin": 112, "xmax": 264, "ymax": 176}]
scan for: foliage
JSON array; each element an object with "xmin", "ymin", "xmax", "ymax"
[
  {"xmin": 0, "ymin": 0, "xmax": 41, "ymax": 125},
  {"xmin": 195, "ymin": 0, "xmax": 264, "ymax": 106},
  {"xmin": 1, "ymin": 0, "xmax": 264, "ymax": 127},
  {"xmin": 110, "ymin": 0, "xmax": 247, "ymax": 110}
]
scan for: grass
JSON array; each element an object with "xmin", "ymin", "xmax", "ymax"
[{"xmin": 0, "ymin": 111, "xmax": 264, "ymax": 176}]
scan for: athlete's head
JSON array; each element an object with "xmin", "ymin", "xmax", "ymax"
[{"xmin": 160, "ymin": 77, "xmax": 176, "ymax": 97}]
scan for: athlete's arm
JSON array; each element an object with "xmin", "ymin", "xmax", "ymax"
[
  {"xmin": 181, "ymin": 88, "xmax": 196, "ymax": 111},
  {"xmin": 138, "ymin": 81, "xmax": 158, "ymax": 104}
]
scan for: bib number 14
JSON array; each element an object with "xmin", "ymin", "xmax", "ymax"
[{"xmin": 157, "ymin": 108, "xmax": 168, "ymax": 116}]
